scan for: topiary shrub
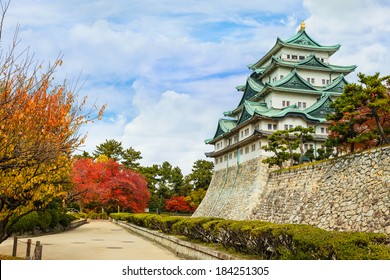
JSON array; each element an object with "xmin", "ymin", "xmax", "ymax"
[
  {"xmin": 172, "ymin": 217, "xmax": 220, "ymax": 241},
  {"xmin": 47, "ymin": 209, "xmax": 59, "ymax": 229},
  {"xmin": 9, "ymin": 212, "xmax": 39, "ymax": 234},
  {"xmin": 37, "ymin": 211, "xmax": 52, "ymax": 231},
  {"xmin": 58, "ymin": 213, "xmax": 76, "ymax": 227}
]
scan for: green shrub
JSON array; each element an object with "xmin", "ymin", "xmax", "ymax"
[
  {"xmin": 58, "ymin": 213, "xmax": 76, "ymax": 227},
  {"xmin": 115, "ymin": 213, "xmax": 390, "ymax": 260},
  {"xmin": 144, "ymin": 215, "xmax": 185, "ymax": 233},
  {"xmin": 37, "ymin": 211, "xmax": 52, "ymax": 231},
  {"xmin": 110, "ymin": 212, "xmax": 132, "ymax": 221},
  {"xmin": 10, "ymin": 212, "xmax": 39, "ymax": 234},
  {"xmin": 47, "ymin": 209, "xmax": 59, "ymax": 229},
  {"xmin": 172, "ymin": 217, "xmax": 220, "ymax": 241}
]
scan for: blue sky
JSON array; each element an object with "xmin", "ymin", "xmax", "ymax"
[{"xmin": 3, "ymin": 0, "xmax": 390, "ymax": 174}]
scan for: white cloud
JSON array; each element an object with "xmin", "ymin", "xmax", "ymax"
[
  {"xmin": 122, "ymin": 87, "xmax": 215, "ymax": 174},
  {"xmin": 302, "ymin": 0, "xmax": 390, "ymax": 78}
]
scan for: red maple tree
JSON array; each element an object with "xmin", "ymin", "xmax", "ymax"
[
  {"xmin": 71, "ymin": 158, "xmax": 150, "ymax": 212},
  {"xmin": 165, "ymin": 196, "xmax": 193, "ymax": 213}
]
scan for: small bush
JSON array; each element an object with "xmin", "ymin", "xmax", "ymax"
[
  {"xmin": 58, "ymin": 213, "xmax": 76, "ymax": 227},
  {"xmin": 47, "ymin": 209, "xmax": 59, "ymax": 229},
  {"xmin": 37, "ymin": 211, "xmax": 52, "ymax": 231},
  {"xmin": 10, "ymin": 212, "xmax": 39, "ymax": 234}
]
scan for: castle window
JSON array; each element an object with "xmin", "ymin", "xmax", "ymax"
[
  {"xmin": 245, "ymin": 147, "xmax": 250, "ymax": 154},
  {"xmin": 280, "ymin": 75, "xmax": 284, "ymax": 79},
  {"xmin": 268, "ymin": 124, "xmax": 272, "ymax": 130},
  {"xmin": 298, "ymin": 102, "xmax": 302, "ymax": 108},
  {"xmin": 287, "ymin": 54, "xmax": 291, "ymax": 59},
  {"xmin": 255, "ymin": 124, "xmax": 260, "ymax": 131},
  {"xmin": 299, "ymin": 55, "xmax": 305, "ymax": 60},
  {"xmin": 273, "ymin": 124, "xmax": 277, "ymax": 130},
  {"xmin": 321, "ymin": 127, "xmax": 325, "ymax": 133},
  {"xmin": 244, "ymin": 128, "xmax": 250, "ymax": 136},
  {"xmin": 284, "ymin": 124, "xmax": 289, "ymax": 130},
  {"xmin": 251, "ymin": 144, "xmax": 256, "ymax": 152},
  {"xmin": 311, "ymin": 78, "xmax": 315, "ymax": 84},
  {"xmin": 307, "ymin": 77, "xmax": 310, "ymax": 83},
  {"xmin": 239, "ymin": 149, "xmax": 243, "ymax": 155},
  {"xmin": 229, "ymin": 153, "xmax": 233, "ymax": 159},
  {"xmin": 303, "ymin": 102, "xmax": 307, "ymax": 108},
  {"xmin": 292, "ymin": 55, "xmax": 298, "ymax": 59},
  {"xmin": 259, "ymin": 142, "xmax": 262, "ymax": 149},
  {"xmin": 322, "ymin": 79, "xmax": 326, "ymax": 85}
]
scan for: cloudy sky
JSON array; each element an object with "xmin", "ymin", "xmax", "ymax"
[{"xmin": 3, "ymin": 0, "xmax": 390, "ymax": 174}]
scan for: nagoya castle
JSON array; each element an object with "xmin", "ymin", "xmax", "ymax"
[
  {"xmin": 192, "ymin": 23, "xmax": 390, "ymax": 229},
  {"xmin": 205, "ymin": 22, "xmax": 356, "ymax": 171}
]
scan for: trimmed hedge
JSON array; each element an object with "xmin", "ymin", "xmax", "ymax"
[
  {"xmin": 110, "ymin": 213, "xmax": 390, "ymax": 260},
  {"xmin": 9, "ymin": 210, "xmax": 78, "ymax": 235}
]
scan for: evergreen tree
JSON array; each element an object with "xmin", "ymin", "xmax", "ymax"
[
  {"xmin": 93, "ymin": 139, "xmax": 123, "ymax": 161},
  {"xmin": 327, "ymin": 73, "xmax": 390, "ymax": 152},
  {"xmin": 121, "ymin": 147, "xmax": 142, "ymax": 170},
  {"xmin": 187, "ymin": 159, "xmax": 214, "ymax": 190}
]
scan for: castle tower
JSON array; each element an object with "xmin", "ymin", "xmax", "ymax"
[{"xmin": 205, "ymin": 24, "xmax": 356, "ymax": 170}]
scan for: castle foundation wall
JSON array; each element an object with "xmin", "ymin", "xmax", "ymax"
[{"xmin": 193, "ymin": 146, "xmax": 390, "ymax": 234}]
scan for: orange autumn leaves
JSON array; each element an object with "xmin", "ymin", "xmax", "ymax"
[{"xmin": 0, "ymin": 56, "xmax": 104, "ymax": 242}]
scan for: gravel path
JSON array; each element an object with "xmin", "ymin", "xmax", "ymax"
[{"xmin": 0, "ymin": 220, "xmax": 181, "ymax": 260}]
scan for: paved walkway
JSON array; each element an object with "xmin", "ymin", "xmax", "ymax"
[{"xmin": 0, "ymin": 220, "xmax": 181, "ymax": 260}]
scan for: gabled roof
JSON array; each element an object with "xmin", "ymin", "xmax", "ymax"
[
  {"xmin": 304, "ymin": 92, "xmax": 335, "ymax": 119},
  {"xmin": 269, "ymin": 69, "xmax": 317, "ymax": 91},
  {"xmin": 237, "ymin": 77, "xmax": 265, "ymax": 106},
  {"xmin": 250, "ymin": 29, "xmax": 341, "ymax": 70},
  {"xmin": 237, "ymin": 101, "xmax": 269, "ymax": 125},
  {"xmin": 263, "ymin": 104, "xmax": 324, "ymax": 122},
  {"xmin": 208, "ymin": 118, "xmax": 237, "ymax": 143},
  {"xmin": 323, "ymin": 74, "xmax": 349, "ymax": 93},
  {"xmin": 254, "ymin": 54, "xmax": 356, "ymax": 78},
  {"xmin": 237, "ymin": 100, "xmax": 324, "ymax": 126}
]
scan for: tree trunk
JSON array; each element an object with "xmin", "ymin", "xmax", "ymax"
[{"xmin": 373, "ymin": 112, "xmax": 390, "ymax": 144}]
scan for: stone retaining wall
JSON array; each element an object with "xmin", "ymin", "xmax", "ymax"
[{"xmin": 193, "ymin": 146, "xmax": 390, "ymax": 234}]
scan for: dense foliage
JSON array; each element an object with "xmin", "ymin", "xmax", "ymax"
[
  {"xmin": 326, "ymin": 73, "xmax": 390, "ymax": 153},
  {"xmin": 110, "ymin": 213, "xmax": 390, "ymax": 260},
  {"xmin": 70, "ymin": 157, "xmax": 150, "ymax": 213},
  {"xmin": 262, "ymin": 126, "xmax": 315, "ymax": 169}
]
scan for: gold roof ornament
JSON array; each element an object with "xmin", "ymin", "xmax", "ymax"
[{"xmin": 299, "ymin": 21, "xmax": 306, "ymax": 31}]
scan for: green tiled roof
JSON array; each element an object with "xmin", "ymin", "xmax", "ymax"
[
  {"xmin": 270, "ymin": 69, "xmax": 317, "ymax": 91},
  {"xmin": 209, "ymin": 118, "xmax": 237, "ymax": 142},
  {"xmin": 323, "ymin": 74, "xmax": 349, "ymax": 93},
  {"xmin": 255, "ymin": 54, "xmax": 356, "ymax": 77},
  {"xmin": 237, "ymin": 77, "xmax": 265, "ymax": 106},
  {"xmin": 250, "ymin": 29, "xmax": 341, "ymax": 70},
  {"xmin": 284, "ymin": 30, "xmax": 340, "ymax": 49},
  {"xmin": 303, "ymin": 92, "xmax": 334, "ymax": 119}
]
